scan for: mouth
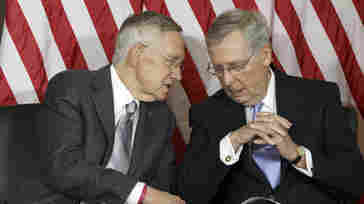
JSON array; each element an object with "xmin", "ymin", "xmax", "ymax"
[
  {"xmin": 160, "ymin": 84, "xmax": 172, "ymax": 94},
  {"xmin": 230, "ymin": 88, "xmax": 247, "ymax": 97},
  {"xmin": 162, "ymin": 84, "xmax": 171, "ymax": 90}
]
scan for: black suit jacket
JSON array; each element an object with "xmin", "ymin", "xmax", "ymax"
[
  {"xmin": 37, "ymin": 66, "xmax": 177, "ymax": 204},
  {"xmin": 178, "ymin": 68, "xmax": 364, "ymax": 204}
]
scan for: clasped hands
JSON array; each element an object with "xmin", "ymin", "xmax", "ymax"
[
  {"xmin": 230, "ymin": 112, "xmax": 302, "ymax": 164},
  {"xmin": 143, "ymin": 113, "xmax": 304, "ymax": 204}
]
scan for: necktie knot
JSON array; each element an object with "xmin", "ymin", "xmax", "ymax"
[
  {"xmin": 252, "ymin": 102, "xmax": 264, "ymax": 120},
  {"xmin": 250, "ymin": 102, "xmax": 281, "ymax": 189},
  {"xmin": 126, "ymin": 101, "xmax": 137, "ymax": 119}
]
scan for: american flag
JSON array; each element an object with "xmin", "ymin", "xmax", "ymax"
[{"xmin": 0, "ymin": 0, "xmax": 363, "ymax": 198}]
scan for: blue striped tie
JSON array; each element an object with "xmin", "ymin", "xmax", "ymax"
[{"xmin": 251, "ymin": 103, "xmax": 281, "ymax": 189}]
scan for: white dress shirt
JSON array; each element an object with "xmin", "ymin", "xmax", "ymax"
[
  {"xmin": 219, "ymin": 69, "xmax": 313, "ymax": 177},
  {"xmin": 106, "ymin": 65, "xmax": 145, "ymax": 204}
]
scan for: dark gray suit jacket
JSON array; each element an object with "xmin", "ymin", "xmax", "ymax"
[
  {"xmin": 177, "ymin": 68, "xmax": 364, "ymax": 204},
  {"xmin": 37, "ymin": 65, "xmax": 177, "ymax": 204}
]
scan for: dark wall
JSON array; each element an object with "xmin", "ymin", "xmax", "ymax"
[{"xmin": 0, "ymin": 0, "xmax": 6, "ymax": 43}]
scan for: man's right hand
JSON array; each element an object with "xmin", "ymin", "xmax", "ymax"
[
  {"xmin": 229, "ymin": 118, "xmax": 276, "ymax": 152},
  {"xmin": 143, "ymin": 186, "xmax": 185, "ymax": 204},
  {"xmin": 229, "ymin": 112, "xmax": 292, "ymax": 152}
]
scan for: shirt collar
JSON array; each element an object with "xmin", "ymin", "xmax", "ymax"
[
  {"xmin": 260, "ymin": 68, "xmax": 276, "ymax": 113},
  {"xmin": 110, "ymin": 64, "xmax": 139, "ymax": 124}
]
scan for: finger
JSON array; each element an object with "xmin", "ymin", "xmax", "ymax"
[
  {"xmin": 253, "ymin": 138, "xmax": 268, "ymax": 144},
  {"xmin": 266, "ymin": 131, "xmax": 283, "ymax": 144},
  {"xmin": 269, "ymin": 122, "xmax": 290, "ymax": 137},
  {"xmin": 249, "ymin": 128, "xmax": 276, "ymax": 145},
  {"xmin": 245, "ymin": 123, "xmax": 274, "ymax": 144},
  {"xmin": 274, "ymin": 115, "xmax": 292, "ymax": 128},
  {"xmin": 255, "ymin": 113, "xmax": 279, "ymax": 125},
  {"xmin": 259, "ymin": 133, "xmax": 276, "ymax": 145},
  {"xmin": 174, "ymin": 197, "xmax": 184, "ymax": 204},
  {"xmin": 250, "ymin": 121, "xmax": 277, "ymax": 137},
  {"xmin": 178, "ymin": 199, "xmax": 186, "ymax": 204},
  {"xmin": 250, "ymin": 122, "xmax": 288, "ymax": 145},
  {"xmin": 256, "ymin": 113, "xmax": 292, "ymax": 129},
  {"xmin": 244, "ymin": 125, "xmax": 271, "ymax": 143},
  {"xmin": 256, "ymin": 112, "xmax": 274, "ymax": 116}
]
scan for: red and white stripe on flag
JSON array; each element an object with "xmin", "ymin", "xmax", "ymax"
[{"xmin": 0, "ymin": 0, "xmax": 363, "ymax": 161}]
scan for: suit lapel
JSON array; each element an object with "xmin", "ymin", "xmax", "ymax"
[
  {"xmin": 90, "ymin": 66, "xmax": 116, "ymax": 165},
  {"xmin": 240, "ymin": 69, "xmax": 301, "ymax": 188},
  {"xmin": 220, "ymin": 69, "xmax": 305, "ymax": 189},
  {"xmin": 273, "ymin": 68, "xmax": 301, "ymax": 184},
  {"xmin": 128, "ymin": 102, "xmax": 149, "ymax": 176},
  {"xmin": 218, "ymin": 92, "xmax": 269, "ymax": 185},
  {"xmin": 128, "ymin": 101, "xmax": 170, "ymax": 177}
]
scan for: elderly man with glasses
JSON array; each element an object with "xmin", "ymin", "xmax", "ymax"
[
  {"xmin": 177, "ymin": 9, "xmax": 364, "ymax": 204},
  {"xmin": 37, "ymin": 11, "xmax": 185, "ymax": 204}
]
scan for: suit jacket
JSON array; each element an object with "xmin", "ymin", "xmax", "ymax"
[
  {"xmin": 177, "ymin": 68, "xmax": 364, "ymax": 204},
  {"xmin": 37, "ymin": 65, "xmax": 177, "ymax": 204}
]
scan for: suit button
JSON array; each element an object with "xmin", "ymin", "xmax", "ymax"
[{"xmin": 225, "ymin": 155, "xmax": 232, "ymax": 162}]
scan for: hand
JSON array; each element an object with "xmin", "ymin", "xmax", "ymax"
[
  {"xmin": 143, "ymin": 186, "xmax": 186, "ymax": 204},
  {"xmin": 229, "ymin": 114, "xmax": 279, "ymax": 151},
  {"xmin": 252, "ymin": 112, "xmax": 298, "ymax": 161}
]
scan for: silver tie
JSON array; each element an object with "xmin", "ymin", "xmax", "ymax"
[
  {"xmin": 121, "ymin": 101, "xmax": 138, "ymax": 160},
  {"xmin": 80, "ymin": 102, "xmax": 138, "ymax": 204},
  {"xmin": 122, "ymin": 101, "xmax": 137, "ymax": 159},
  {"xmin": 113, "ymin": 100, "xmax": 137, "ymax": 174}
]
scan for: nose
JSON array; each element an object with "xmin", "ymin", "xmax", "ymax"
[{"xmin": 222, "ymin": 69, "xmax": 234, "ymax": 86}]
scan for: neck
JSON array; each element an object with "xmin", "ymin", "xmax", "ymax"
[
  {"xmin": 261, "ymin": 66, "xmax": 272, "ymax": 98},
  {"xmin": 115, "ymin": 63, "xmax": 138, "ymax": 98},
  {"xmin": 114, "ymin": 63, "xmax": 155, "ymax": 102},
  {"xmin": 251, "ymin": 67, "xmax": 271, "ymax": 106}
]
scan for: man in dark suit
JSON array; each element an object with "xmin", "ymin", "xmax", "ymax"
[
  {"xmin": 177, "ymin": 9, "xmax": 364, "ymax": 204},
  {"xmin": 38, "ymin": 11, "xmax": 186, "ymax": 204}
]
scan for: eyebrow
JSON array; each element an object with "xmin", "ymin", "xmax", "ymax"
[
  {"xmin": 165, "ymin": 55, "xmax": 184, "ymax": 63},
  {"xmin": 216, "ymin": 59, "xmax": 250, "ymax": 67}
]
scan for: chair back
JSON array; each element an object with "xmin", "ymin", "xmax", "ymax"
[{"xmin": 0, "ymin": 104, "xmax": 55, "ymax": 204}]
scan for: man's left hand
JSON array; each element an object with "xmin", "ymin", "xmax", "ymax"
[{"xmin": 251, "ymin": 112, "xmax": 299, "ymax": 162}]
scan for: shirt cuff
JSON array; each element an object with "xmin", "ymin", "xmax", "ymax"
[
  {"xmin": 292, "ymin": 146, "xmax": 314, "ymax": 177},
  {"xmin": 220, "ymin": 132, "xmax": 244, "ymax": 165},
  {"xmin": 125, "ymin": 182, "xmax": 145, "ymax": 204}
]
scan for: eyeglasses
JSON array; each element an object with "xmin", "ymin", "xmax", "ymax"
[
  {"xmin": 207, "ymin": 54, "xmax": 254, "ymax": 77},
  {"xmin": 141, "ymin": 42, "xmax": 184, "ymax": 73},
  {"xmin": 163, "ymin": 56, "xmax": 184, "ymax": 73}
]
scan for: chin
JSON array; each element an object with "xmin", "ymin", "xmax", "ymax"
[
  {"xmin": 231, "ymin": 95, "xmax": 247, "ymax": 103},
  {"xmin": 155, "ymin": 94, "xmax": 168, "ymax": 101},
  {"xmin": 157, "ymin": 97, "xmax": 167, "ymax": 101},
  {"xmin": 234, "ymin": 98, "xmax": 246, "ymax": 104}
]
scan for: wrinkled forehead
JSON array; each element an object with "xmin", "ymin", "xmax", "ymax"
[{"xmin": 208, "ymin": 31, "xmax": 251, "ymax": 64}]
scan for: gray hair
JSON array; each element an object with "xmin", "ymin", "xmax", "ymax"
[
  {"xmin": 206, "ymin": 9, "xmax": 271, "ymax": 55},
  {"xmin": 112, "ymin": 11, "xmax": 182, "ymax": 65}
]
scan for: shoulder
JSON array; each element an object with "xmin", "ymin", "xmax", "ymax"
[
  {"xmin": 191, "ymin": 89, "xmax": 222, "ymax": 109},
  {"xmin": 44, "ymin": 69, "xmax": 96, "ymax": 102},
  {"xmin": 190, "ymin": 89, "xmax": 236, "ymax": 119},
  {"xmin": 275, "ymin": 70, "xmax": 341, "ymax": 104},
  {"xmin": 286, "ymin": 74, "xmax": 338, "ymax": 91},
  {"xmin": 48, "ymin": 69, "xmax": 94, "ymax": 88}
]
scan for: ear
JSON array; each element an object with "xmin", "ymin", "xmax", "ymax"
[
  {"xmin": 126, "ymin": 42, "xmax": 146, "ymax": 68},
  {"xmin": 261, "ymin": 44, "xmax": 272, "ymax": 66}
]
